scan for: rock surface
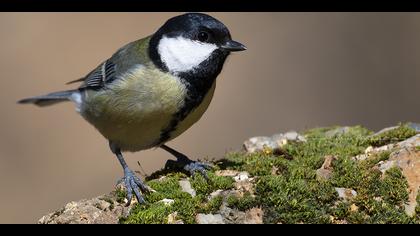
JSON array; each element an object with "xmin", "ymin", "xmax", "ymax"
[
  {"xmin": 167, "ymin": 212, "xmax": 184, "ymax": 224},
  {"xmin": 218, "ymin": 204, "xmax": 263, "ymax": 224},
  {"xmin": 196, "ymin": 213, "xmax": 225, "ymax": 224},
  {"xmin": 38, "ymin": 192, "xmax": 131, "ymax": 224},
  {"xmin": 179, "ymin": 179, "xmax": 196, "ymax": 197},
  {"xmin": 335, "ymin": 188, "xmax": 357, "ymax": 202},
  {"xmin": 159, "ymin": 198, "xmax": 175, "ymax": 206},
  {"xmin": 325, "ymin": 127, "xmax": 351, "ymax": 138},
  {"xmin": 316, "ymin": 155, "xmax": 337, "ymax": 180},
  {"xmin": 243, "ymin": 131, "xmax": 306, "ymax": 153}
]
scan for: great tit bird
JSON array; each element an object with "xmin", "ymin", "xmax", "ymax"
[{"xmin": 18, "ymin": 13, "xmax": 246, "ymax": 204}]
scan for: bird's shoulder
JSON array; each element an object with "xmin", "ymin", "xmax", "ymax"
[{"xmin": 68, "ymin": 36, "xmax": 153, "ymax": 90}]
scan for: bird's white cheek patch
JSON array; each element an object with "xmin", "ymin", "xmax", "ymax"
[{"xmin": 158, "ymin": 36, "xmax": 218, "ymax": 74}]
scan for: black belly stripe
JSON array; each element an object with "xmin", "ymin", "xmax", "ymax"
[{"xmin": 157, "ymin": 78, "xmax": 214, "ymax": 145}]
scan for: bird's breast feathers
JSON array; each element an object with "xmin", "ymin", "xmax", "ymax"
[{"xmin": 80, "ymin": 64, "xmax": 214, "ymax": 151}]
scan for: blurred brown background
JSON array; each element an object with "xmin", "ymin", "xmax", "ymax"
[{"xmin": 0, "ymin": 12, "xmax": 419, "ymax": 223}]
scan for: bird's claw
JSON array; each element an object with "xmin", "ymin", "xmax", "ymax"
[
  {"xmin": 118, "ymin": 169, "xmax": 150, "ymax": 206},
  {"xmin": 183, "ymin": 161, "xmax": 213, "ymax": 180}
]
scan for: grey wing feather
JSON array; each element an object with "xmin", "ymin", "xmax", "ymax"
[
  {"xmin": 77, "ymin": 59, "xmax": 117, "ymax": 90},
  {"xmin": 65, "ymin": 39, "xmax": 145, "ymax": 90}
]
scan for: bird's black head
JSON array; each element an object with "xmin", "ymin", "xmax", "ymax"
[{"xmin": 149, "ymin": 13, "xmax": 246, "ymax": 79}]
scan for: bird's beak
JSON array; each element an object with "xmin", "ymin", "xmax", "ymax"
[{"xmin": 221, "ymin": 40, "xmax": 247, "ymax": 52}]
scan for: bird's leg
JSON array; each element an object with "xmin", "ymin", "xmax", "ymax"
[
  {"xmin": 160, "ymin": 144, "xmax": 212, "ymax": 179},
  {"xmin": 109, "ymin": 142, "xmax": 150, "ymax": 205}
]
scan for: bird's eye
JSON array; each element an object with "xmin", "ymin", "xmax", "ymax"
[{"xmin": 197, "ymin": 31, "xmax": 209, "ymax": 42}]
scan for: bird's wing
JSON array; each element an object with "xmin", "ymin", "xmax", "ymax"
[
  {"xmin": 74, "ymin": 59, "xmax": 118, "ymax": 90},
  {"xmin": 67, "ymin": 38, "xmax": 149, "ymax": 91},
  {"xmin": 66, "ymin": 59, "xmax": 116, "ymax": 89}
]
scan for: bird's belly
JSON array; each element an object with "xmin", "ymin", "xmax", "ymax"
[
  {"xmin": 96, "ymin": 110, "xmax": 176, "ymax": 151},
  {"xmin": 80, "ymin": 68, "xmax": 187, "ymax": 151}
]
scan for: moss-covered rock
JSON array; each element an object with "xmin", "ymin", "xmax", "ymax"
[
  {"xmin": 39, "ymin": 123, "xmax": 419, "ymax": 224},
  {"xmin": 368, "ymin": 123, "xmax": 417, "ymax": 147}
]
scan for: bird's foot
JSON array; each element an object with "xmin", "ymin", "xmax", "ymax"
[
  {"xmin": 117, "ymin": 168, "xmax": 151, "ymax": 206},
  {"xmin": 165, "ymin": 159, "xmax": 213, "ymax": 180},
  {"xmin": 184, "ymin": 161, "xmax": 213, "ymax": 179}
]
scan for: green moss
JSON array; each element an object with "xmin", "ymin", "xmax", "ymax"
[
  {"xmin": 144, "ymin": 175, "xmax": 186, "ymax": 203},
  {"xmin": 349, "ymin": 196, "xmax": 413, "ymax": 224},
  {"xmin": 346, "ymin": 211, "xmax": 369, "ymax": 223},
  {"xmin": 380, "ymin": 167, "xmax": 409, "ymax": 204},
  {"xmin": 368, "ymin": 123, "xmax": 416, "ymax": 147},
  {"xmin": 114, "ymin": 187, "xmax": 127, "ymax": 204},
  {"xmin": 331, "ymin": 202, "xmax": 351, "ymax": 219},
  {"xmin": 377, "ymin": 150, "xmax": 392, "ymax": 161},
  {"xmin": 343, "ymin": 166, "xmax": 414, "ymax": 224},
  {"xmin": 120, "ymin": 124, "xmax": 418, "ymax": 224},
  {"xmin": 199, "ymin": 196, "xmax": 224, "ymax": 214},
  {"xmin": 190, "ymin": 172, "xmax": 234, "ymax": 196},
  {"xmin": 362, "ymin": 150, "xmax": 392, "ymax": 168},
  {"xmin": 120, "ymin": 173, "xmax": 204, "ymax": 224},
  {"xmin": 201, "ymin": 125, "xmax": 408, "ymax": 223},
  {"xmin": 304, "ymin": 125, "xmax": 372, "ymax": 138},
  {"xmin": 170, "ymin": 197, "xmax": 201, "ymax": 224},
  {"xmin": 226, "ymin": 192, "xmax": 258, "ymax": 211},
  {"xmin": 118, "ymin": 171, "xmax": 233, "ymax": 224},
  {"xmin": 330, "ymin": 157, "xmax": 364, "ymax": 189},
  {"xmin": 232, "ymin": 125, "xmax": 413, "ymax": 223},
  {"xmin": 122, "ymin": 202, "xmax": 173, "ymax": 224},
  {"xmin": 222, "ymin": 152, "xmax": 276, "ymax": 176},
  {"xmin": 256, "ymin": 175, "xmax": 336, "ymax": 223}
]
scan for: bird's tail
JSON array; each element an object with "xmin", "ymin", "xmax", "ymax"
[{"xmin": 18, "ymin": 90, "xmax": 78, "ymax": 107}]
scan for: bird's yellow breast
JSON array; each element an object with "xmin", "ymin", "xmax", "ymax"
[{"xmin": 80, "ymin": 65, "xmax": 188, "ymax": 151}]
